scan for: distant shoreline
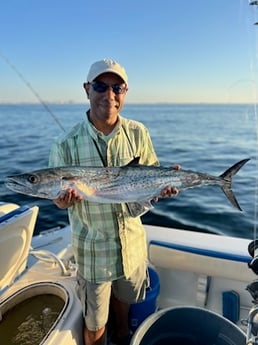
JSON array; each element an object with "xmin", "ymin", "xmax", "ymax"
[{"xmin": 0, "ymin": 102, "xmax": 255, "ymax": 106}]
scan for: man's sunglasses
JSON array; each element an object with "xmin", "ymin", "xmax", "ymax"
[{"xmin": 91, "ymin": 81, "xmax": 127, "ymax": 95}]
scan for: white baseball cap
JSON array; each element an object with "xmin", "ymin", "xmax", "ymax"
[{"xmin": 87, "ymin": 59, "xmax": 128, "ymax": 84}]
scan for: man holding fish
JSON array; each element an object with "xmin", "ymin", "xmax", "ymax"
[
  {"xmin": 48, "ymin": 59, "xmax": 178, "ymax": 345},
  {"xmin": 5, "ymin": 58, "xmax": 248, "ymax": 344}
]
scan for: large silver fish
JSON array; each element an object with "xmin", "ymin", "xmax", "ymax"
[{"xmin": 5, "ymin": 158, "xmax": 249, "ymax": 211}]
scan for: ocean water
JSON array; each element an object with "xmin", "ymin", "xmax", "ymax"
[{"xmin": 0, "ymin": 103, "xmax": 257, "ymax": 239}]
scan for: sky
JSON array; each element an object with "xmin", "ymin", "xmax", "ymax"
[{"xmin": 1, "ymin": 0, "xmax": 258, "ymax": 104}]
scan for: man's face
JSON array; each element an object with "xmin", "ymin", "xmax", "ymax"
[{"xmin": 85, "ymin": 73, "xmax": 128, "ymax": 119}]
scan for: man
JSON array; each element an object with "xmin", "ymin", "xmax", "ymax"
[{"xmin": 49, "ymin": 59, "xmax": 178, "ymax": 345}]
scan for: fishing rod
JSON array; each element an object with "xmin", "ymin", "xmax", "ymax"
[
  {"xmin": 244, "ymin": 3, "xmax": 258, "ymax": 345},
  {"xmin": 0, "ymin": 52, "xmax": 66, "ymax": 133}
]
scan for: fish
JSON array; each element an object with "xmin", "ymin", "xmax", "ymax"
[{"xmin": 5, "ymin": 157, "xmax": 250, "ymax": 211}]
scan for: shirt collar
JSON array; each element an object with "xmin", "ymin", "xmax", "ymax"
[{"xmin": 85, "ymin": 110, "xmax": 121, "ymax": 141}]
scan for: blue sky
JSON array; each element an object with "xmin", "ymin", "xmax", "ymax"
[{"xmin": 0, "ymin": 0, "xmax": 258, "ymax": 104}]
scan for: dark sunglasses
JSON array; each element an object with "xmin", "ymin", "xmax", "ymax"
[{"xmin": 91, "ymin": 81, "xmax": 127, "ymax": 95}]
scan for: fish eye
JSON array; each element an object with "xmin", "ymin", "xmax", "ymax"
[{"xmin": 27, "ymin": 175, "xmax": 39, "ymax": 184}]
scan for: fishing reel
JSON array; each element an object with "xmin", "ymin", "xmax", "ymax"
[{"xmin": 248, "ymin": 240, "xmax": 258, "ymax": 275}]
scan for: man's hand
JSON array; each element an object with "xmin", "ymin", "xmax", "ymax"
[
  {"xmin": 54, "ymin": 188, "xmax": 83, "ymax": 209},
  {"xmin": 154, "ymin": 164, "xmax": 181, "ymax": 201},
  {"xmin": 160, "ymin": 186, "xmax": 179, "ymax": 198}
]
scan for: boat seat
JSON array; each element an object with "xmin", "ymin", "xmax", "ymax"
[{"xmin": 148, "ymin": 240, "xmax": 255, "ymax": 282}]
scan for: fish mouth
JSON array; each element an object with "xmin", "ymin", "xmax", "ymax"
[
  {"xmin": 5, "ymin": 176, "xmax": 55, "ymax": 199},
  {"xmin": 5, "ymin": 176, "xmax": 31, "ymax": 193}
]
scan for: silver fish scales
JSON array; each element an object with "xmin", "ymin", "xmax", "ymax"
[{"xmin": 5, "ymin": 158, "xmax": 250, "ymax": 211}]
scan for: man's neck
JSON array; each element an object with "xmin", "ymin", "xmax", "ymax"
[{"xmin": 87, "ymin": 110, "xmax": 118, "ymax": 135}]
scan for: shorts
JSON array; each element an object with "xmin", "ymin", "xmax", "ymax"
[{"xmin": 76, "ymin": 263, "xmax": 149, "ymax": 331}]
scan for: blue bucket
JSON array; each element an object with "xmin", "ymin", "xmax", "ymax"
[{"xmin": 129, "ymin": 267, "xmax": 160, "ymax": 332}]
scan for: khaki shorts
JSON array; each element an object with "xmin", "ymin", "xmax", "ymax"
[{"xmin": 76, "ymin": 263, "xmax": 148, "ymax": 331}]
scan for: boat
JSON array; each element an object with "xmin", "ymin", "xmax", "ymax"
[{"xmin": 0, "ymin": 201, "xmax": 257, "ymax": 345}]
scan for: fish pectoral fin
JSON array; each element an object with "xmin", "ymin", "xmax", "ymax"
[
  {"xmin": 74, "ymin": 181, "xmax": 96, "ymax": 197},
  {"xmin": 62, "ymin": 176, "xmax": 96, "ymax": 197}
]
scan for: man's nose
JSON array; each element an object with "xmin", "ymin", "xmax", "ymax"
[{"xmin": 104, "ymin": 86, "xmax": 116, "ymax": 97}]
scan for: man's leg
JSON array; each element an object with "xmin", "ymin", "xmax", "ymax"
[
  {"xmin": 77, "ymin": 273, "xmax": 111, "ymax": 345},
  {"xmin": 110, "ymin": 264, "xmax": 148, "ymax": 344},
  {"xmin": 84, "ymin": 326, "xmax": 106, "ymax": 345},
  {"xmin": 110, "ymin": 293, "xmax": 130, "ymax": 341}
]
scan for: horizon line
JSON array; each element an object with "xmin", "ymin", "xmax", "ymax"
[{"xmin": 0, "ymin": 101, "xmax": 256, "ymax": 106}]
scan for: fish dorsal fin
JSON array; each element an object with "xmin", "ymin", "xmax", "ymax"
[{"xmin": 125, "ymin": 157, "xmax": 141, "ymax": 167}]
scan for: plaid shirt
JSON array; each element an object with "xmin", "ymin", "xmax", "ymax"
[{"xmin": 49, "ymin": 113, "xmax": 158, "ymax": 283}]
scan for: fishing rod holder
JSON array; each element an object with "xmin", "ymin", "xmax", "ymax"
[{"xmin": 245, "ymin": 241, "xmax": 258, "ymax": 344}]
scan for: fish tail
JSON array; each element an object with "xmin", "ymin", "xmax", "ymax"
[{"xmin": 219, "ymin": 158, "xmax": 250, "ymax": 211}]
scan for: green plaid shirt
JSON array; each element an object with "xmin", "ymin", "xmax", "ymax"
[{"xmin": 49, "ymin": 113, "xmax": 158, "ymax": 283}]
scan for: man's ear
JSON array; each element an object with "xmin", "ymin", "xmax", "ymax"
[{"xmin": 83, "ymin": 82, "xmax": 90, "ymax": 98}]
